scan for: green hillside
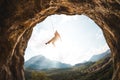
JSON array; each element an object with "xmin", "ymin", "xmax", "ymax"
[{"xmin": 25, "ymin": 56, "xmax": 113, "ymax": 80}]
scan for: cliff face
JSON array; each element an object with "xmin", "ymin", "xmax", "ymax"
[{"xmin": 0, "ymin": 0, "xmax": 120, "ymax": 80}]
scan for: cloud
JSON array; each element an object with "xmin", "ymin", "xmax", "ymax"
[
  {"xmin": 58, "ymin": 15, "xmax": 79, "ymax": 25},
  {"xmin": 85, "ymin": 43, "xmax": 109, "ymax": 59},
  {"xmin": 96, "ymin": 29, "xmax": 104, "ymax": 40}
]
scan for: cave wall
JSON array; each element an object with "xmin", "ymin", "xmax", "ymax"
[{"xmin": 0, "ymin": 0, "xmax": 120, "ymax": 80}]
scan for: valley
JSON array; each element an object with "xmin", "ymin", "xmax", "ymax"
[{"xmin": 24, "ymin": 49, "xmax": 113, "ymax": 80}]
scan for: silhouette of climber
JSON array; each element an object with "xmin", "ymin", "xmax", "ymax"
[{"xmin": 45, "ymin": 31, "xmax": 61, "ymax": 46}]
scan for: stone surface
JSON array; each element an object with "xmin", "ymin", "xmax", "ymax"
[{"xmin": 0, "ymin": 0, "xmax": 120, "ymax": 80}]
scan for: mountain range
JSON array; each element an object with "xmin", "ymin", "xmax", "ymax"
[
  {"xmin": 24, "ymin": 49, "xmax": 111, "ymax": 70},
  {"xmin": 24, "ymin": 55, "xmax": 71, "ymax": 70},
  {"xmin": 89, "ymin": 49, "xmax": 110, "ymax": 62},
  {"xmin": 25, "ymin": 49, "xmax": 112, "ymax": 80}
]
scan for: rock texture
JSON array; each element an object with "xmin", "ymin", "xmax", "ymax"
[{"xmin": 0, "ymin": 0, "xmax": 120, "ymax": 80}]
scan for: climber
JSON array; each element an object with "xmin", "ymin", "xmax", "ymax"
[{"xmin": 45, "ymin": 30, "xmax": 61, "ymax": 46}]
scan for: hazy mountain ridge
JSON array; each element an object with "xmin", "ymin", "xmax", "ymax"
[
  {"xmin": 24, "ymin": 55, "xmax": 71, "ymax": 70},
  {"xmin": 25, "ymin": 49, "xmax": 111, "ymax": 70},
  {"xmin": 89, "ymin": 49, "xmax": 110, "ymax": 62},
  {"xmin": 74, "ymin": 49, "xmax": 110, "ymax": 68}
]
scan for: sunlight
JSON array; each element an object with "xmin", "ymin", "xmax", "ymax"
[{"xmin": 25, "ymin": 14, "xmax": 109, "ymax": 65}]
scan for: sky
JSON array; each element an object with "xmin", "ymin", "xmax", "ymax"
[{"xmin": 25, "ymin": 14, "xmax": 109, "ymax": 65}]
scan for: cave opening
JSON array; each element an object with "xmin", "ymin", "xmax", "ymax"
[{"xmin": 24, "ymin": 14, "xmax": 112, "ymax": 80}]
